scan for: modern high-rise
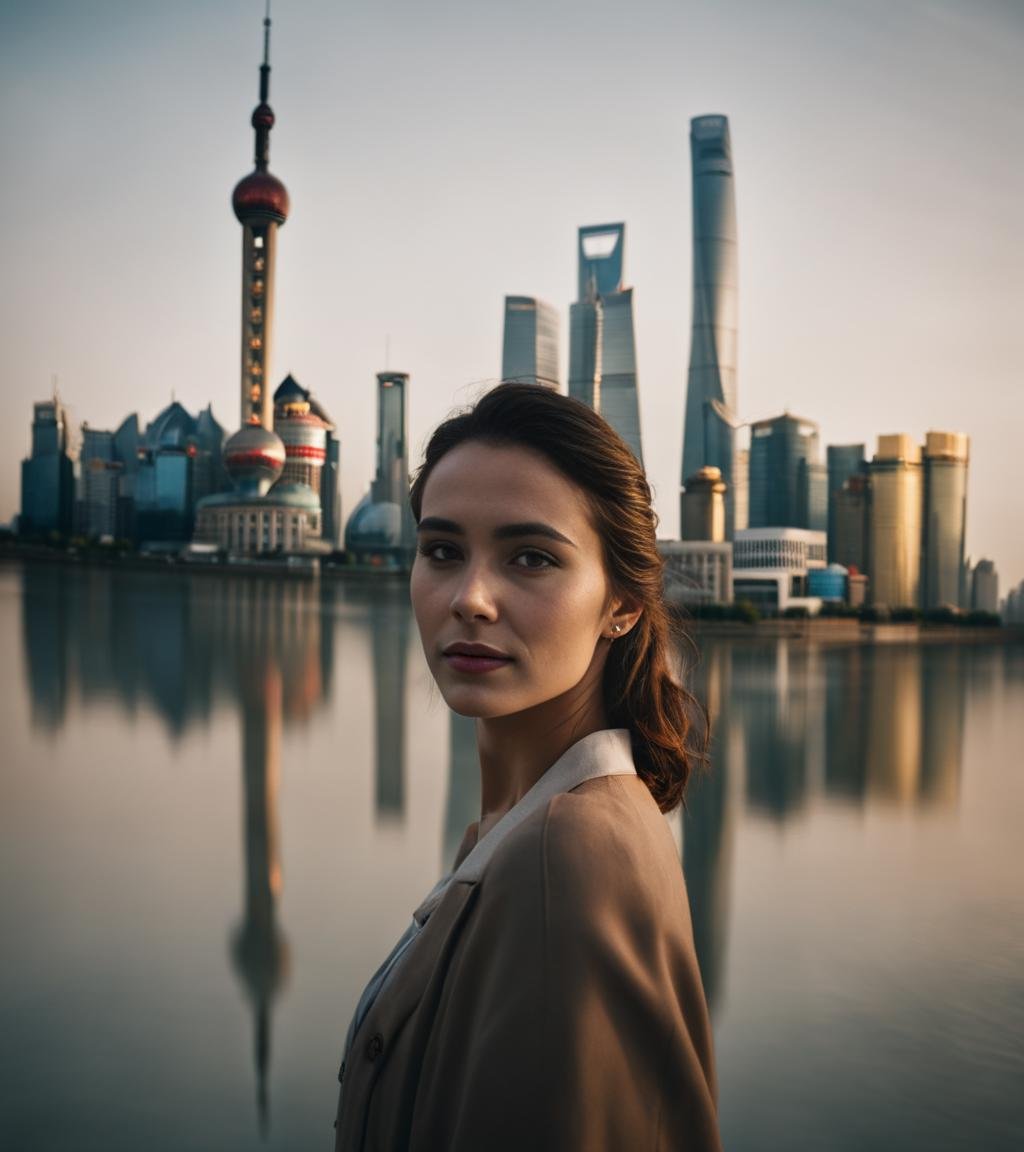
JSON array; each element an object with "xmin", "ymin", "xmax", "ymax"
[
  {"xmin": 20, "ymin": 395, "xmax": 75, "ymax": 537},
  {"xmin": 568, "ymin": 224, "xmax": 643, "ymax": 463},
  {"xmin": 833, "ymin": 474, "xmax": 869, "ymax": 574},
  {"xmin": 345, "ymin": 372, "xmax": 416, "ymax": 565},
  {"xmin": 748, "ymin": 413, "xmax": 827, "ymax": 532},
  {"xmin": 682, "ymin": 115, "xmax": 739, "ymax": 537},
  {"xmin": 826, "ymin": 444, "xmax": 866, "ymax": 562},
  {"xmin": 868, "ymin": 435, "xmax": 923, "ymax": 608},
  {"xmin": 970, "ymin": 559, "xmax": 998, "ymax": 613},
  {"xmin": 501, "ymin": 296, "xmax": 559, "ymax": 389},
  {"xmin": 681, "ymin": 466, "xmax": 727, "ymax": 543},
  {"xmin": 921, "ymin": 431, "xmax": 969, "ymax": 609}
]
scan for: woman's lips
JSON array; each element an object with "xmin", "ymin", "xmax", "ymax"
[{"xmin": 442, "ymin": 644, "xmax": 513, "ymax": 674}]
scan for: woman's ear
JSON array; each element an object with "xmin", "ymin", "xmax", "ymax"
[{"xmin": 606, "ymin": 594, "xmax": 643, "ymax": 640}]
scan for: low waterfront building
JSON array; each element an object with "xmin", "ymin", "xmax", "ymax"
[
  {"xmin": 660, "ymin": 541, "xmax": 733, "ymax": 606},
  {"xmin": 731, "ymin": 527, "xmax": 827, "ymax": 615}
]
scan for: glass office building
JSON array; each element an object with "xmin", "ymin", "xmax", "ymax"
[
  {"xmin": 826, "ymin": 444, "xmax": 867, "ymax": 562},
  {"xmin": 501, "ymin": 296, "xmax": 559, "ymax": 389},
  {"xmin": 568, "ymin": 224, "xmax": 643, "ymax": 464},
  {"xmin": 921, "ymin": 431, "xmax": 969, "ymax": 610},
  {"xmin": 748, "ymin": 414, "xmax": 827, "ymax": 532},
  {"xmin": 682, "ymin": 115, "xmax": 739, "ymax": 536},
  {"xmin": 20, "ymin": 398, "xmax": 75, "ymax": 537}
]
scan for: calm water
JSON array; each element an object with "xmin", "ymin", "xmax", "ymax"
[{"xmin": 1, "ymin": 561, "xmax": 1022, "ymax": 1151}]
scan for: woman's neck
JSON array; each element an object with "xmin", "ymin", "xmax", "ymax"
[{"xmin": 474, "ymin": 687, "xmax": 609, "ymax": 838}]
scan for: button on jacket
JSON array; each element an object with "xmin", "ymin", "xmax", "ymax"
[{"xmin": 333, "ymin": 734, "xmax": 721, "ymax": 1152}]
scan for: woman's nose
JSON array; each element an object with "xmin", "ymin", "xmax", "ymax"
[{"xmin": 450, "ymin": 564, "xmax": 498, "ymax": 622}]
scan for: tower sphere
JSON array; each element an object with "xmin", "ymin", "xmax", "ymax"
[
  {"xmin": 232, "ymin": 170, "xmax": 290, "ymax": 224},
  {"xmin": 251, "ymin": 102, "xmax": 275, "ymax": 130},
  {"xmin": 224, "ymin": 424, "xmax": 286, "ymax": 486}
]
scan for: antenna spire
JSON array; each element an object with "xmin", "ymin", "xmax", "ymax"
[{"xmin": 259, "ymin": 1, "xmax": 272, "ymax": 104}]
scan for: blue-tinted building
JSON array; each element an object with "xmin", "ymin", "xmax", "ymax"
[
  {"xmin": 749, "ymin": 413, "xmax": 827, "ymax": 532},
  {"xmin": 135, "ymin": 401, "xmax": 227, "ymax": 542},
  {"xmin": 568, "ymin": 224, "xmax": 643, "ymax": 464},
  {"xmin": 502, "ymin": 296, "xmax": 559, "ymax": 389},
  {"xmin": 682, "ymin": 115, "xmax": 740, "ymax": 537},
  {"xmin": 20, "ymin": 397, "xmax": 75, "ymax": 537},
  {"xmin": 826, "ymin": 444, "xmax": 866, "ymax": 563}
]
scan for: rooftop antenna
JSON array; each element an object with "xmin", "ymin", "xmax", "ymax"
[{"xmin": 260, "ymin": 0, "xmax": 272, "ymax": 103}]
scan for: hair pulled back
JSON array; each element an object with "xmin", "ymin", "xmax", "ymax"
[{"xmin": 409, "ymin": 382, "xmax": 708, "ymax": 813}]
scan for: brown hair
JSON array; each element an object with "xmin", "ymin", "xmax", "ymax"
[{"xmin": 409, "ymin": 382, "xmax": 708, "ymax": 813}]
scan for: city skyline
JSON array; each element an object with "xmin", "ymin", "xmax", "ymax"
[{"xmin": 2, "ymin": 0, "xmax": 1021, "ymax": 586}]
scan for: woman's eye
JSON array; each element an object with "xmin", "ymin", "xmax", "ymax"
[
  {"xmin": 418, "ymin": 541, "xmax": 460, "ymax": 562},
  {"xmin": 512, "ymin": 549, "xmax": 556, "ymax": 570}
]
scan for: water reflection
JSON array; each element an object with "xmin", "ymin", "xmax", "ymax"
[
  {"xmin": 16, "ymin": 567, "xmax": 978, "ymax": 1134},
  {"xmin": 684, "ymin": 637, "xmax": 968, "ymax": 1018}
]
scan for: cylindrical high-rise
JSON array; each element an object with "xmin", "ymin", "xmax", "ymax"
[
  {"xmin": 921, "ymin": 431, "xmax": 969, "ymax": 609},
  {"xmin": 681, "ymin": 467, "xmax": 727, "ymax": 542},
  {"xmin": 683, "ymin": 115, "xmax": 738, "ymax": 536},
  {"xmin": 869, "ymin": 435, "xmax": 922, "ymax": 609},
  {"xmin": 232, "ymin": 16, "xmax": 290, "ymax": 431}
]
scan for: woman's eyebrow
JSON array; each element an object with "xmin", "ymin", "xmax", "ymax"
[
  {"xmin": 416, "ymin": 517, "xmax": 576, "ymax": 548},
  {"xmin": 493, "ymin": 522, "xmax": 576, "ymax": 547}
]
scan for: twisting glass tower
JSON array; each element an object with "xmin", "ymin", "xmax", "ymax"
[
  {"xmin": 232, "ymin": 10, "xmax": 290, "ymax": 432},
  {"xmin": 682, "ymin": 116, "xmax": 739, "ymax": 536}
]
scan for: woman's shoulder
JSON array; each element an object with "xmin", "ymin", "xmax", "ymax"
[{"xmin": 485, "ymin": 773, "xmax": 686, "ymax": 919}]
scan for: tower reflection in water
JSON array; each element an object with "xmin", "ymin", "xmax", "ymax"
[{"xmin": 19, "ymin": 565, "xmax": 336, "ymax": 1133}]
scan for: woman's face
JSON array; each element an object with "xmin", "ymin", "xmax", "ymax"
[{"xmin": 410, "ymin": 440, "xmax": 631, "ymax": 722}]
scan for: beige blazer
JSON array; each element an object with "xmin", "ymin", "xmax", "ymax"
[{"xmin": 333, "ymin": 743, "xmax": 721, "ymax": 1151}]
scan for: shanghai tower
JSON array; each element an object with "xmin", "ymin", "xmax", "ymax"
[{"xmin": 682, "ymin": 116, "xmax": 739, "ymax": 536}]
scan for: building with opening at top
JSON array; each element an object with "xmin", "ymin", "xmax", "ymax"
[{"xmin": 568, "ymin": 224, "xmax": 643, "ymax": 464}]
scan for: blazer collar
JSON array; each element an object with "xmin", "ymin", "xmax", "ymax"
[{"xmin": 413, "ymin": 728, "xmax": 635, "ymax": 926}]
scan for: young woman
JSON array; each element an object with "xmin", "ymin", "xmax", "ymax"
[{"xmin": 334, "ymin": 383, "xmax": 721, "ymax": 1151}]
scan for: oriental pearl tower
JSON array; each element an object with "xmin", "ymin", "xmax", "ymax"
[{"xmin": 221, "ymin": 6, "xmax": 289, "ymax": 490}]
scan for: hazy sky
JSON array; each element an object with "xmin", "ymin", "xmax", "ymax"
[{"xmin": 2, "ymin": 0, "xmax": 1022, "ymax": 587}]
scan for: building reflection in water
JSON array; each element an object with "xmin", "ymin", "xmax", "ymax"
[
  {"xmin": 368, "ymin": 588, "xmax": 410, "ymax": 822},
  {"xmin": 684, "ymin": 641, "xmax": 741, "ymax": 1017},
  {"xmin": 444, "ymin": 712, "xmax": 481, "ymax": 872},
  {"xmin": 18, "ymin": 565, "xmax": 335, "ymax": 1133}
]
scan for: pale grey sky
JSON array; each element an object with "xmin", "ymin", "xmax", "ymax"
[{"xmin": 2, "ymin": 0, "xmax": 1022, "ymax": 587}]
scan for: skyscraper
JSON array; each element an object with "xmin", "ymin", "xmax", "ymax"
[
  {"xmin": 20, "ymin": 395, "xmax": 76, "ymax": 537},
  {"xmin": 345, "ymin": 372, "xmax": 416, "ymax": 565},
  {"xmin": 568, "ymin": 224, "xmax": 643, "ymax": 463},
  {"xmin": 869, "ymin": 435, "xmax": 923, "ymax": 608},
  {"xmin": 501, "ymin": 296, "xmax": 559, "ymax": 389},
  {"xmin": 921, "ymin": 431, "xmax": 969, "ymax": 609},
  {"xmin": 748, "ymin": 413, "xmax": 827, "ymax": 532},
  {"xmin": 826, "ymin": 444, "xmax": 867, "ymax": 563},
  {"xmin": 682, "ymin": 115, "xmax": 739, "ymax": 537}
]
